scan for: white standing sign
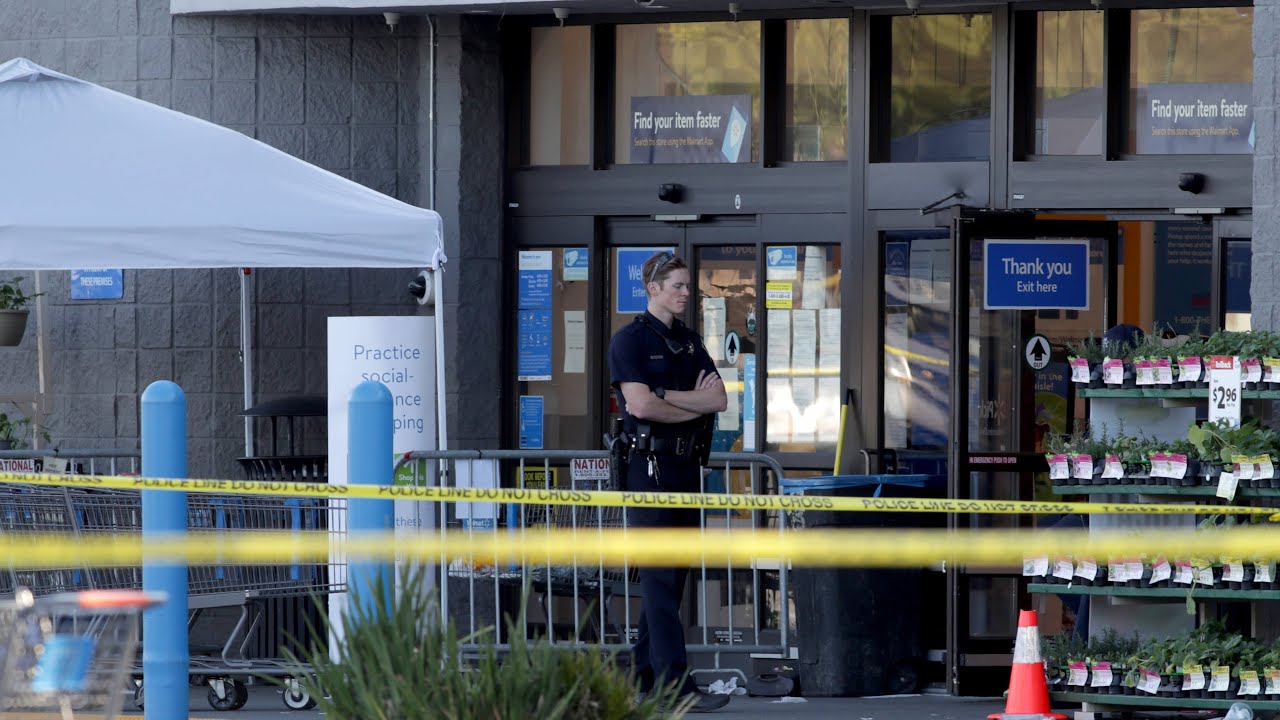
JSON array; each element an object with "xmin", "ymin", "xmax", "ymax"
[
  {"xmin": 1208, "ymin": 355, "xmax": 1242, "ymax": 427},
  {"xmin": 327, "ymin": 316, "xmax": 437, "ymax": 642}
]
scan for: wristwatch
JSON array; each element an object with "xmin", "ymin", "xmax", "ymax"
[{"xmin": 654, "ymin": 387, "xmax": 666, "ymax": 399}]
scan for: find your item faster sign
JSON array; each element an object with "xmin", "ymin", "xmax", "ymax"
[{"xmin": 983, "ymin": 239, "xmax": 1090, "ymax": 310}]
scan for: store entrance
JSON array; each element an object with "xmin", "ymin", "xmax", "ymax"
[{"xmin": 947, "ymin": 211, "xmax": 1120, "ymax": 695}]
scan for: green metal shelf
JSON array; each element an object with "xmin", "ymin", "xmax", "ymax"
[
  {"xmin": 1079, "ymin": 388, "xmax": 1280, "ymax": 399},
  {"xmin": 1052, "ymin": 484, "xmax": 1280, "ymax": 497},
  {"xmin": 1028, "ymin": 583, "xmax": 1280, "ymax": 600},
  {"xmin": 1051, "ymin": 690, "xmax": 1280, "ymax": 710}
]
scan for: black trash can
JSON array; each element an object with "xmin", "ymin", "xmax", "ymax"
[{"xmin": 784, "ymin": 474, "xmax": 928, "ymax": 697}]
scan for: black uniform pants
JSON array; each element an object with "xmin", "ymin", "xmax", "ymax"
[{"xmin": 625, "ymin": 453, "xmax": 701, "ymax": 696}]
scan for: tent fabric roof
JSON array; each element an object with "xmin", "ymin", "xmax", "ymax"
[{"xmin": 0, "ymin": 58, "xmax": 443, "ymax": 270}]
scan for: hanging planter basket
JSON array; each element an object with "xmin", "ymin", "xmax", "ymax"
[{"xmin": 0, "ymin": 310, "xmax": 31, "ymax": 346}]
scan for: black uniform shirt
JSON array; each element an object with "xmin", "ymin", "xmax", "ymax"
[{"xmin": 608, "ymin": 310, "xmax": 718, "ymax": 439}]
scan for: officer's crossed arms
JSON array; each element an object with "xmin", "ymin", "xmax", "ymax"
[{"xmin": 619, "ymin": 369, "xmax": 725, "ymax": 422}]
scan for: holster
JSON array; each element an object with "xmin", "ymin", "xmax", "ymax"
[{"xmin": 602, "ymin": 417, "xmax": 630, "ymax": 491}]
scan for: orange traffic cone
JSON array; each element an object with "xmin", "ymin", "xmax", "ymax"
[{"xmin": 987, "ymin": 610, "xmax": 1067, "ymax": 720}]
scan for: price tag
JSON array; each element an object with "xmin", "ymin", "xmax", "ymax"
[
  {"xmin": 1102, "ymin": 455, "xmax": 1124, "ymax": 479},
  {"xmin": 1266, "ymin": 668, "xmax": 1280, "ymax": 694},
  {"xmin": 1266, "ymin": 357, "xmax": 1280, "ymax": 383},
  {"xmin": 1126, "ymin": 561, "xmax": 1144, "ymax": 581},
  {"xmin": 1069, "ymin": 662, "xmax": 1089, "ymax": 686},
  {"xmin": 1139, "ymin": 669, "xmax": 1162, "ymax": 694},
  {"xmin": 1179, "ymin": 356, "xmax": 1203, "ymax": 383},
  {"xmin": 1072, "ymin": 454, "xmax": 1094, "ymax": 480},
  {"xmin": 1108, "ymin": 562, "xmax": 1126, "ymax": 582},
  {"xmin": 1091, "ymin": 662, "xmax": 1113, "ymax": 687},
  {"xmin": 1257, "ymin": 562, "xmax": 1274, "ymax": 583},
  {"xmin": 1175, "ymin": 561, "xmax": 1194, "ymax": 584},
  {"xmin": 1209, "ymin": 356, "xmax": 1243, "ymax": 427},
  {"xmin": 1141, "ymin": 356, "xmax": 1162, "ymax": 384},
  {"xmin": 1234, "ymin": 454, "xmax": 1255, "ymax": 480},
  {"xmin": 1151, "ymin": 558, "xmax": 1171, "ymax": 583},
  {"xmin": 1023, "ymin": 557, "xmax": 1049, "ymax": 577},
  {"xmin": 1048, "ymin": 454, "xmax": 1070, "ymax": 481},
  {"xmin": 1184, "ymin": 667, "xmax": 1206, "ymax": 690},
  {"xmin": 1169, "ymin": 453, "xmax": 1188, "ymax": 479},
  {"xmin": 1150, "ymin": 452, "xmax": 1171, "ymax": 478},
  {"xmin": 1053, "ymin": 559, "xmax": 1075, "ymax": 581},
  {"xmin": 1155, "ymin": 358, "xmax": 1174, "ymax": 385},
  {"xmin": 1244, "ymin": 357, "xmax": 1263, "ymax": 383},
  {"xmin": 1103, "ymin": 357, "xmax": 1124, "ymax": 385},
  {"xmin": 1259, "ymin": 454, "xmax": 1275, "ymax": 480},
  {"xmin": 1198, "ymin": 566, "xmax": 1216, "ymax": 586},
  {"xmin": 1069, "ymin": 357, "xmax": 1090, "ymax": 383},
  {"xmin": 1224, "ymin": 561, "xmax": 1245, "ymax": 582},
  {"xmin": 1209, "ymin": 666, "xmax": 1230, "ymax": 692},
  {"xmin": 1075, "ymin": 559, "xmax": 1098, "ymax": 581},
  {"xmin": 1241, "ymin": 670, "xmax": 1261, "ymax": 696},
  {"xmin": 1218, "ymin": 472, "xmax": 1239, "ymax": 501}
]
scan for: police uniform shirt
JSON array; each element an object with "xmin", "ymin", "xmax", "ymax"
[{"xmin": 608, "ymin": 310, "xmax": 718, "ymax": 448}]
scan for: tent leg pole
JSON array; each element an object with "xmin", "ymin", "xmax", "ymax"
[
  {"xmin": 33, "ymin": 271, "xmax": 48, "ymax": 450},
  {"xmin": 433, "ymin": 265, "xmax": 447, "ymax": 454},
  {"xmin": 241, "ymin": 268, "xmax": 254, "ymax": 456}
]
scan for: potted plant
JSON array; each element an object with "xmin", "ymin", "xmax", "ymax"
[
  {"xmin": 1067, "ymin": 332, "xmax": 1106, "ymax": 390},
  {"xmin": 0, "ymin": 406, "xmax": 49, "ymax": 450},
  {"xmin": 0, "ymin": 276, "xmax": 40, "ymax": 347}
]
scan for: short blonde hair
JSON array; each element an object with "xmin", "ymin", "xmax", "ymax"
[{"xmin": 642, "ymin": 251, "xmax": 686, "ymax": 295}]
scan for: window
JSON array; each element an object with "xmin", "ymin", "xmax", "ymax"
[
  {"xmin": 763, "ymin": 245, "xmax": 842, "ymax": 452},
  {"xmin": 1034, "ymin": 11, "xmax": 1104, "ymax": 156},
  {"xmin": 529, "ymin": 27, "xmax": 591, "ymax": 166},
  {"xmin": 1129, "ymin": 7, "xmax": 1254, "ymax": 155},
  {"xmin": 696, "ymin": 247, "xmax": 757, "ymax": 455},
  {"xmin": 785, "ymin": 19, "xmax": 849, "ymax": 161},
  {"xmin": 514, "ymin": 248, "xmax": 590, "ymax": 449},
  {"xmin": 882, "ymin": 231, "xmax": 950, "ymax": 450},
  {"xmin": 615, "ymin": 22, "xmax": 761, "ymax": 165},
  {"xmin": 888, "ymin": 14, "xmax": 993, "ymax": 162},
  {"xmin": 1224, "ymin": 238, "xmax": 1251, "ymax": 330}
]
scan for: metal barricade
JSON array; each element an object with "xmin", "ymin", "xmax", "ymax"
[{"xmin": 394, "ymin": 449, "xmax": 791, "ymax": 684}]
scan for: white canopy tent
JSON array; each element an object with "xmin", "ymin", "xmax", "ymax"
[{"xmin": 0, "ymin": 58, "xmax": 448, "ymax": 452}]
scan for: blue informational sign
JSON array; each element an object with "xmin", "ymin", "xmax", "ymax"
[
  {"xmin": 629, "ymin": 95, "xmax": 752, "ymax": 164},
  {"xmin": 1132, "ymin": 83, "xmax": 1253, "ymax": 155},
  {"xmin": 517, "ymin": 251, "xmax": 552, "ymax": 310},
  {"xmin": 765, "ymin": 246, "xmax": 797, "ymax": 279},
  {"xmin": 616, "ymin": 247, "xmax": 674, "ymax": 314},
  {"xmin": 983, "ymin": 240, "xmax": 1089, "ymax": 310},
  {"xmin": 562, "ymin": 248, "xmax": 588, "ymax": 282},
  {"xmin": 742, "ymin": 353, "xmax": 756, "ymax": 452},
  {"xmin": 1153, "ymin": 221, "xmax": 1213, "ymax": 334},
  {"xmin": 517, "ymin": 310, "xmax": 552, "ymax": 381},
  {"xmin": 70, "ymin": 270, "xmax": 123, "ymax": 300},
  {"xmin": 519, "ymin": 395, "xmax": 544, "ymax": 450}
]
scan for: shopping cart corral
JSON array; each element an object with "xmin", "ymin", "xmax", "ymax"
[
  {"xmin": 0, "ymin": 450, "xmax": 343, "ymax": 712},
  {"xmin": 395, "ymin": 449, "xmax": 792, "ymax": 687}
]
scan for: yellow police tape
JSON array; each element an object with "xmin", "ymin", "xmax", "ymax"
[
  {"xmin": 0, "ymin": 470, "xmax": 1273, "ymax": 517},
  {"xmin": 6, "ymin": 527, "xmax": 1280, "ymax": 568}
]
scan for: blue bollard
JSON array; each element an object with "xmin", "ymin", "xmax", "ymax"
[
  {"xmin": 141, "ymin": 381, "xmax": 188, "ymax": 720},
  {"xmin": 349, "ymin": 381, "xmax": 394, "ymax": 614}
]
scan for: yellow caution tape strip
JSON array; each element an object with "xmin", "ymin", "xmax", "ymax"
[
  {"xmin": 6, "ymin": 527, "xmax": 1280, "ymax": 568},
  {"xmin": 0, "ymin": 471, "xmax": 1272, "ymax": 516}
]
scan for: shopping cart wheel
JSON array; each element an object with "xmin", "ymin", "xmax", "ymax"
[
  {"xmin": 282, "ymin": 686, "xmax": 317, "ymax": 710},
  {"xmin": 207, "ymin": 679, "xmax": 249, "ymax": 711}
]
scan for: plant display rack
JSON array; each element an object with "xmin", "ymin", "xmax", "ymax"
[{"xmin": 1040, "ymin": 332, "xmax": 1280, "ymax": 714}]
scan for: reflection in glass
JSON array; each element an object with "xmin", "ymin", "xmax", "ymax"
[
  {"xmin": 785, "ymin": 19, "xmax": 849, "ymax": 161},
  {"xmin": 1224, "ymin": 239, "xmax": 1252, "ymax": 331},
  {"xmin": 764, "ymin": 245, "xmax": 842, "ymax": 453},
  {"xmin": 615, "ymin": 22, "xmax": 761, "ymax": 164},
  {"xmin": 1129, "ymin": 8, "xmax": 1254, "ymax": 155},
  {"xmin": 882, "ymin": 231, "xmax": 950, "ymax": 451},
  {"xmin": 529, "ymin": 27, "xmax": 591, "ymax": 166},
  {"xmin": 1034, "ymin": 11, "xmax": 1103, "ymax": 155},
  {"xmin": 696, "ymin": 246, "xmax": 758, "ymax": 474},
  {"xmin": 889, "ymin": 14, "xmax": 992, "ymax": 162}
]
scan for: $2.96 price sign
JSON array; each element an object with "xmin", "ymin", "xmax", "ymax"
[{"xmin": 1209, "ymin": 356, "xmax": 1242, "ymax": 427}]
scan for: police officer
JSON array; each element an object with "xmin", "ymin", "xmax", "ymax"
[{"xmin": 609, "ymin": 251, "xmax": 729, "ymax": 713}]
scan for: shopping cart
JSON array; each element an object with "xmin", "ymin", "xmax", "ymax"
[{"xmin": 0, "ymin": 587, "xmax": 164, "ymax": 720}]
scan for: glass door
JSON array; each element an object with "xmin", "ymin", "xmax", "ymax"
[
  {"xmin": 1213, "ymin": 218, "xmax": 1252, "ymax": 331},
  {"xmin": 948, "ymin": 212, "xmax": 1119, "ymax": 695}
]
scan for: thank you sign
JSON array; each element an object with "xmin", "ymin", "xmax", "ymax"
[
  {"xmin": 630, "ymin": 95, "xmax": 751, "ymax": 164},
  {"xmin": 984, "ymin": 240, "xmax": 1089, "ymax": 310}
]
